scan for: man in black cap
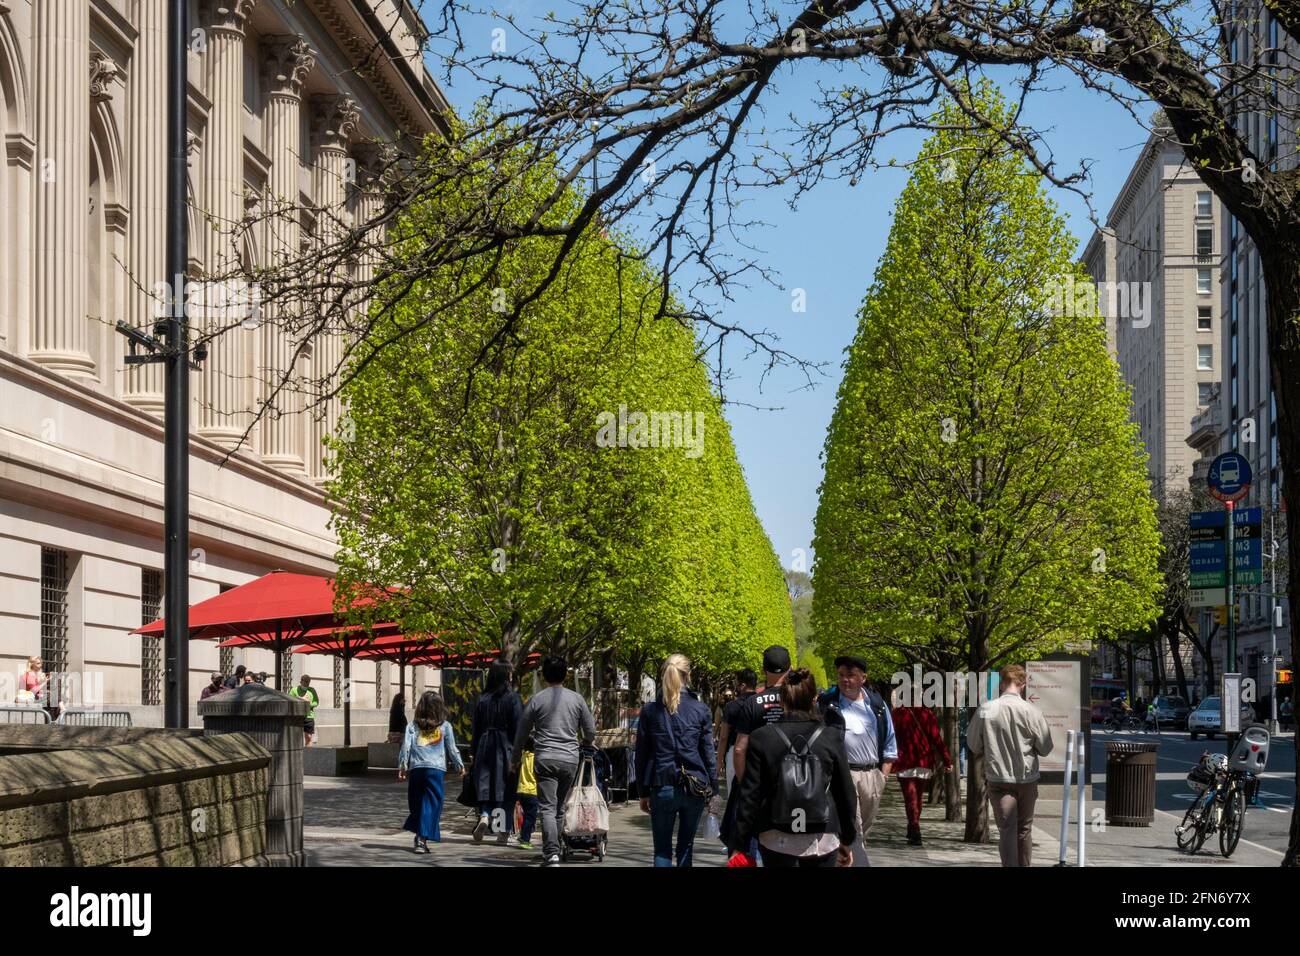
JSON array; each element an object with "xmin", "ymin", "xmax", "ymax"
[
  {"xmin": 819, "ymin": 655, "xmax": 896, "ymax": 856},
  {"xmin": 720, "ymin": 646, "xmax": 792, "ymax": 854},
  {"xmin": 729, "ymin": 646, "xmax": 791, "ymax": 785}
]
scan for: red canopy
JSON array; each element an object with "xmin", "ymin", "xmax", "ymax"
[{"xmin": 133, "ymin": 571, "xmax": 391, "ymax": 641}]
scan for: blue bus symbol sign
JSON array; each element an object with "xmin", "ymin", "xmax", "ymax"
[{"xmin": 1208, "ymin": 452, "xmax": 1252, "ymax": 502}]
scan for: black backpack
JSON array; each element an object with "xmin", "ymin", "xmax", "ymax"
[{"xmin": 769, "ymin": 725, "xmax": 831, "ymax": 831}]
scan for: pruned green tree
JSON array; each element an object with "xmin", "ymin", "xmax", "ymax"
[
  {"xmin": 330, "ymin": 132, "xmax": 792, "ymax": 681},
  {"xmin": 812, "ymin": 89, "xmax": 1163, "ymax": 842}
]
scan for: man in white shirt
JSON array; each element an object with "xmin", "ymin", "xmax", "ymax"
[
  {"xmin": 818, "ymin": 655, "xmax": 897, "ymax": 857},
  {"xmin": 967, "ymin": 664, "xmax": 1054, "ymax": 867}
]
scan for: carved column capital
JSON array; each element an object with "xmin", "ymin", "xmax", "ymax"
[
  {"xmin": 311, "ymin": 95, "xmax": 360, "ymax": 153},
  {"xmin": 262, "ymin": 36, "xmax": 315, "ymax": 98},
  {"xmin": 201, "ymin": 0, "xmax": 256, "ymax": 36},
  {"xmin": 351, "ymin": 141, "xmax": 399, "ymax": 188}
]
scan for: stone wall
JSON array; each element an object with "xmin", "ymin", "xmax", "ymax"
[{"xmin": 0, "ymin": 725, "xmax": 271, "ymax": 866}]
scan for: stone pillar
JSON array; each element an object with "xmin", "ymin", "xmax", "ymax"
[
  {"xmin": 307, "ymin": 95, "xmax": 358, "ymax": 482},
  {"xmin": 199, "ymin": 682, "xmax": 307, "ymax": 867},
  {"xmin": 121, "ymin": 0, "xmax": 168, "ymax": 412},
  {"xmin": 198, "ymin": 0, "xmax": 256, "ymax": 448},
  {"xmin": 30, "ymin": 1, "xmax": 94, "ymax": 378},
  {"xmin": 258, "ymin": 38, "xmax": 314, "ymax": 473}
]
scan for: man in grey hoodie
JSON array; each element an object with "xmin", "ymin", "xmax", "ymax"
[
  {"xmin": 967, "ymin": 664, "xmax": 1054, "ymax": 867},
  {"xmin": 512, "ymin": 656, "xmax": 597, "ymax": 866}
]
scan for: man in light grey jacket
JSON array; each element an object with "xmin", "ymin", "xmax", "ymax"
[
  {"xmin": 512, "ymin": 656, "xmax": 597, "ymax": 866},
  {"xmin": 967, "ymin": 664, "xmax": 1053, "ymax": 866}
]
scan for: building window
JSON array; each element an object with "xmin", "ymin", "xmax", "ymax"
[
  {"xmin": 141, "ymin": 568, "xmax": 163, "ymax": 706},
  {"xmin": 280, "ymin": 649, "xmax": 294, "ymax": 688},
  {"xmin": 375, "ymin": 662, "xmax": 386, "ymax": 710},
  {"xmin": 1196, "ymin": 191, "xmax": 1213, "ymax": 217},
  {"xmin": 1197, "ymin": 345, "xmax": 1213, "ymax": 370},
  {"xmin": 1198, "ymin": 382, "xmax": 1214, "ymax": 406},
  {"xmin": 1197, "ymin": 306, "xmax": 1212, "ymax": 331},
  {"xmin": 333, "ymin": 656, "xmax": 344, "ymax": 708},
  {"xmin": 1196, "ymin": 227, "xmax": 1213, "ymax": 257},
  {"xmin": 220, "ymin": 645, "xmax": 234, "ymax": 680},
  {"xmin": 40, "ymin": 548, "xmax": 71, "ymax": 675},
  {"xmin": 1197, "ymin": 268, "xmax": 1212, "ymax": 293}
]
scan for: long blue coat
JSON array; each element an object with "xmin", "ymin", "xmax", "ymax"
[{"xmin": 471, "ymin": 689, "xmax": 522, "ymax": 803}]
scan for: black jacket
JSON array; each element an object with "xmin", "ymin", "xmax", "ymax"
[{"xmin": 732, "ymin": 717, "xmax": 858, "ymax": 851}]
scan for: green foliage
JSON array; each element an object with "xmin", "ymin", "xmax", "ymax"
[
  {"xmin": 328, "ymin": 131, "xmax": 791, "ymax": 675},
  {"xmin": 812, "ymin": 87, "xmax": 1162, "ymax": 676}
]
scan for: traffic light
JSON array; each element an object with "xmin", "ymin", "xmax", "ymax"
[
  {"xmin": 1212, "ymin": 605, "xmax": 1238, "ymax": 625},
  {"xmin": 1279, "ymin": 669, "xmax": 1294, "ymax": 685}
]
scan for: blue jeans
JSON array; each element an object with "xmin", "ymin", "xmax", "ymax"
[
  {"xmin": 518, "ymin": 795, "xmax": 539, "ymax": 843},
  {"xmin": 649, "ymin": 784, "xmax": 707, "ymax": 867}
]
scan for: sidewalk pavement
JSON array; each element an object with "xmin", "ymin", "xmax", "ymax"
[{"xmin": 302, "ymin": 771, "xmax": 1279, "ymax": 866}]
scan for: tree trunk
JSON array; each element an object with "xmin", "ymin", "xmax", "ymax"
[
  {"xmin": 1151, "ymin": 633, "xmax": 1166, "ymax": 697},
  {"xmin": 941, "ymin": 704, "xmax": 962, "ymax": 822},
  {"xmin": 963, "ymin": 634, "xmax": 991, "ymax": 843},
  {"xmin": 500, "ymin": 611, "xmax": 522, "ymax": 668},
  {"xmin": 1259, "ymin": 249, "xmax": 1300, "ymax": 866},
  {"xmin": 1168, "ymin": 626, "xmax": 1191, "ymax": 702}
]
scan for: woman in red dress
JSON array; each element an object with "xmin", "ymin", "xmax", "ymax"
[{"xmin": 891, "ymin": 703, "xmax": 953, "ymax": 846}]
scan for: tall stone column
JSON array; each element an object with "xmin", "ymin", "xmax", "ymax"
[
  {"xmin": 259, "ymin": 38, "xmax": 314, "ymax": 473},
  {"xmin": 350, "ymin": 143, "xmax": 394, "ymax": 290},
  {"xmin": 30, "ymin": 1, "xmax": 93, "ymax": 378},
  {"xmin": 307, "ymin": 95, "xmax": 358, "ymax": 482},
  {"xmin": 198, "ymin": 0, "xmax": 256, "ymax": 448},
  {"xmin": 123, "ymin": 0, "xmax": 168, "ymax": 412}
]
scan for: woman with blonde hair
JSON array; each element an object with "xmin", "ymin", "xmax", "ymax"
[
  {"xmin": 18, "ymin": 656, "xmax": 46, "ymax": 703},
  {"xmin": 634, "ymin": 653, "xmax": 718, "ymax": 866}
]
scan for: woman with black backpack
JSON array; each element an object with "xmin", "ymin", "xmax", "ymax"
[{"xmin": 731, "ymin": 669, "xmax": 857, "ymax": 867}]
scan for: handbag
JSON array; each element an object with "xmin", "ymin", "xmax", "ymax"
[
  {"xmin": 563, "ymin": 755, "xmax": 610, "ymax": 836},
  {"xmin": 661, "ymin": 702, "xmax": 712, "ymax": 798}
]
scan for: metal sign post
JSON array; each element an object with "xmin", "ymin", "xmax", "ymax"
[{"xmin": 1206, "ymin": 452, "xmax": 1253, "ymax": 715}]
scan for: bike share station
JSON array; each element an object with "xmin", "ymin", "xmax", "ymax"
[{"xmin": 1175, "ymin": 452, "xmax": 1275, "ymax": 856}]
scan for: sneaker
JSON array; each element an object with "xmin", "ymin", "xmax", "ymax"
[
  {"xmin": 472, "ymin": 816, "xmax": 488, "ymax": 843},
  {"xmin": 517, "ymin": 840, "xmax": 534, "ymax": 851},
  {"xmin": 544, "ymin": 854, "xmax": 560, "ymax": 867},
  {"xmin": 496, "ymin": 830, "xmax": 510, "ymax": 846}
]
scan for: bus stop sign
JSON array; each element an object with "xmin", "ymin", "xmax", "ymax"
[{"xmin": 1208, "ymin": 452, "xmax": 1252, "ymax": 503}]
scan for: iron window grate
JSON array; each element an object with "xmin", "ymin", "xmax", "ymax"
[
  {"xmin": 40, "ymin": 548, "xmax": 70, "ymax": 674},
  {"xmin": 141, "ymin": 568, "xmax": 163, "ymax": 706}
]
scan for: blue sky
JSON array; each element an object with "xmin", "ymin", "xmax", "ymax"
[{"xmin": 423, "ymin": 5, "xmax": 1153, "ymax": 574}]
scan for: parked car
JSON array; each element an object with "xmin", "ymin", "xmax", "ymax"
[
  {"xmin": 1152, "ymin": 695, "xmax": 1190, "ymax": 729},
  {"xmin": 1187, "ymin": 696, "xmax": 1256, "ymax": 739}
]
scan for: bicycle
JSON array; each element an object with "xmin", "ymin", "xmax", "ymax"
[
  {"xmin": 1103, "ymin": 712, "xmax": 1141, "ymax": 734},
  {"xmin": 1175, "ymin": 752, "xmax": 1248, "ymax": 858}
]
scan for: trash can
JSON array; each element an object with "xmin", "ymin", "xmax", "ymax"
[{"xmin": 1104, "ymin": 740, "xmax": 1159, "ymax": 826}]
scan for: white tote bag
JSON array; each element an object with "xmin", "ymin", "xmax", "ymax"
[{"xmin": 562, "ymin": 755, "xmax": 609, "ymax": 837}]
